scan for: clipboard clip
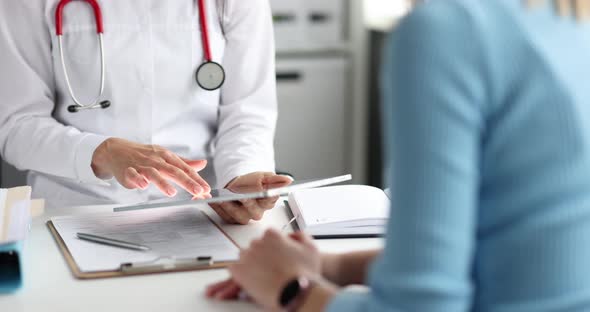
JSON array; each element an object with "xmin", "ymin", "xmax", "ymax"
[{"xmin": 120, "ymin": 256, "xmax": 214, "ymax": 274}]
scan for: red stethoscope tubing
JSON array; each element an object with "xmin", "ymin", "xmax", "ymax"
[
  {"xmin": 198, "ymin": 0, "xmax": 213, "ymax": 62},
  {"xmin": 55, "ymin": 0, "xmax": 109, "ymax": 112},
  {"xmin": 55, "ymin": 0, "xmax": 104, "ymax": 36},
  {"xmin": 54, "ymin": 0, "xmax": 222, "ymax": 106},
  {"xmin": 56, "ymin": 0, "xmax": 214, "ymax": 62}
]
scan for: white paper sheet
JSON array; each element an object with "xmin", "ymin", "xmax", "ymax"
[
  {"xmin": 51, "ymin": 207, "xmax": 239, "ymax": 273},
  {"xmin": 0, "ymin": 189, "xmax": 6, "ymax": 241},
  {"xmin": 6, "ymin": 200, "xmax": 31, "ymax": 242}
]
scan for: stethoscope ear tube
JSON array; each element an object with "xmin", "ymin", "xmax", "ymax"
[
  {"xmin": 58, "ymin": 0, "xmax": 223, "ymax": 114},
  {"xmin": 68, "ymin": 101, "xmax": 111, "ymax": 113},
  {"xmin": 56, "ymin": 0, "xmax": 109, "ymax": 113},
  {"xmin": 56, "ymin": 0, "xmax": 104, "ymax": 36}
]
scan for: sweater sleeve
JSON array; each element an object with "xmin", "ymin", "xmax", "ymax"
[{"xmin": 327, "ymin": 3, "xmax": 487, "ymax": 311}]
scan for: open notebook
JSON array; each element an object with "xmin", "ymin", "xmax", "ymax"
[{"xmin": 287, "ymin": 185, "xmax": 390, "ymax": 238}]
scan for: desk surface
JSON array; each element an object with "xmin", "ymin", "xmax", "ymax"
[{"xmin": 0, "ymin": 201, "xmax": 383, "ymax": 312}]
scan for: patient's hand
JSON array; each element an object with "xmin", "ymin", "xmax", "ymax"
[{"xmin": 206, "ymin": 230, "xmax": 325, "ymax": 310}]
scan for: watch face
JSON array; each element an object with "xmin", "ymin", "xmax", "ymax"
[
  {"xmin": 0, "ymin": 251, "xmax": 20, "ymax": 281},
  {"xmin": 280, "ymin": 279, "xmax": 302, "ymax": 307}
]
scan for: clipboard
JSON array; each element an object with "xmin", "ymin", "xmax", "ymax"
[{"xmin": 47, "ymin": 210, "xmax": 239, "ymax": 280}]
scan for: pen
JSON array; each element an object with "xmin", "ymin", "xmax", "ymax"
[
  {"xmin": 76, "ymin": 232, "xmax": 151, "ymax": 251},
  {"xmin": 281, "ymin": 216, "xmax": 298, "ymax": 232}
]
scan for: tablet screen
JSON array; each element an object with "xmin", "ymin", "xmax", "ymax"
[{"xmin": 113, "ymin": 174, "xmax": 351, "ymax": 213}]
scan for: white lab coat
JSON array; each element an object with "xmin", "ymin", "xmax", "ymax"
[{"xmin": 0, "ymin": 0, "xmax": 277, "ymax": 207}]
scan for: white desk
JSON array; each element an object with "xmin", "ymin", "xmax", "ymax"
[{"xmin": 0, "ymin": 201, "xmax": 383, "ymax": 312}]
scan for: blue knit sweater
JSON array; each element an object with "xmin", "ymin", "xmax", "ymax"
[{"xmin": 328, "ymin": 1, "xmax": 590, "ymax": 311}]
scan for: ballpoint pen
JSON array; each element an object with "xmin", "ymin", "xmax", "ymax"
[
  {"xmin": 76, "ymin": 232, "xmax": 151, "ymax": 251},
  {"xmin": 281, "ymin": 216, "xmax": 298, "ymax": 232}
]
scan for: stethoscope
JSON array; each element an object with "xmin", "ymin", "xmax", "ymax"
[{"xmin": 55, "ymin": 0, "xmax": 225, "ymax": 113}]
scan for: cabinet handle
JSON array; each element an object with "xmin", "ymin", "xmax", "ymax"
[
  {"xmin": 273, "ymin": 13, "xmax": 296, "ymax": 23},
  {"xmin": 276, "ymin": 72, "xmax": 302, "ymax": 82},
  {"xmin": 310, "ymin": 12, "xmax": 331, "ymax": 23}
]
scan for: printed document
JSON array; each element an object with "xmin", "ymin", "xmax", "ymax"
[{"xmin": 51, "ymin": 207, "xmax": 239, "ymax": 272}]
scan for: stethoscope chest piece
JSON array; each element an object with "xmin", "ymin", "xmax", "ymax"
[
  {"xmin": 196, "ymin": 61, "xmax": 225, "ymax": 91},
  {"xmin": 57, "ymin": 0, "xmax": 225, "ymax": 114}
]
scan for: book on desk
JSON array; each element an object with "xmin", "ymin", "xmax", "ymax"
[{"xmin": 286, "ymin": 185, "xmax": 391, "ymax": 239}]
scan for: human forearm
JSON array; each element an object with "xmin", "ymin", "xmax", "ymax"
[
  {"xmin": 215, "ymin": 0, "xmax": 277, "ymax": 188},
  {"xmin": 213, "ymin": 128, "xmax": 276, "ymax": 188},
  {"xmin": 214, "ymin": 96, "xmax": 276, "ymax": 187},
  {"xmin": 297, "ymin": 279, "xmax": 339, "ymax": 312},
  {"xmin": 0, "ymin": 2, "xmax": 111, "ymax": 183},
  {"xmin": 322, "ymin": 250, "xmax": 381, "ymax": 286},
  {"xmin": 0, "ymin": 115, "xmax": 109, "ymax": 183}
]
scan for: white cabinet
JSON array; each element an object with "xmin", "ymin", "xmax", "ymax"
[
  {"xmin": 271, "ymin": 0, "xmax": 368, "ymax": 183},
  {"xmin": 274, "ymin": 57, "xmax": 349, "ymax": 179},
  {"xmin": 270, "ymin": 0, "xmax": 347, "ymax": 52}
]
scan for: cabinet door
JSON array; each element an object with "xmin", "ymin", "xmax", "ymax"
[
  {"xmin": 304, "ymin": 0, "xmax": 346, "ymax": 47},
  {"xmin": 269, "ymin": 0, "xmax": 306, "ymax": 52},
  {"xmin": 275, "ymin": 57, "xmax": 349, "ymax": 179},
  {"xmin": 270, "ymin": 0, "xmax": 346, "ymax": 52}
]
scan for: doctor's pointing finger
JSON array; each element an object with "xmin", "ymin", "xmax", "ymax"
[
  {"xmin": 91, "ymin": 138, "xmax": 211, "ymax": 197},
  {"xmin": 0, "ymin": 0, "xmax": 282, "ymax": 221}
]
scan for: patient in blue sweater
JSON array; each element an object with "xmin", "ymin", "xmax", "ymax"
[{"xmin": 208, "ymin": 1, "xmax": 590, "ymax": 311}]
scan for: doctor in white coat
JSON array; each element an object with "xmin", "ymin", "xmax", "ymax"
[{"xmin": 0, "ymin": 0, "xmax": 290, "ymax": 224}]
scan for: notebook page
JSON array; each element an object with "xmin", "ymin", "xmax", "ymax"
[
  {"xmin": 0, "ymin": 189, "xmax": 6, "ymax": 242},
  {"xmin": 51, "ymin": 207, "xmax": 239, "ymax": 272},
  {"xmin": 293, "ymin": 185, "xmax": 390, "ymax": 227},
  {"xmin": 6, "ymin": 200, "xmax": 31, "ymax": 242}
]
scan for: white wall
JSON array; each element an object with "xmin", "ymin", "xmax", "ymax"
[{"xmin": 364, "ymin": 0, "xmax": 411, "ymax": 31}]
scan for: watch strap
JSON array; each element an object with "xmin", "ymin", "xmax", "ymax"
[{"xmin": 284, "ymin": 277, "xmax": 315, "ymax": 312}]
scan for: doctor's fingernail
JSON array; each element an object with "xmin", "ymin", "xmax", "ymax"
[{"xmin": 167, "ymin": 188, "xmax": 177, "ymax": 196}]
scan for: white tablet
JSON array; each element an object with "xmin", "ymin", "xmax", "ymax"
[{"xmin": 113, "ymin": 174, "xmax": 352, "ymax": 212}]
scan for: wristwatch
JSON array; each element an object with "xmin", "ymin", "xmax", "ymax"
[{"xmin": 279, "ymin": 276, "xmax": 315, "ymax": 312}]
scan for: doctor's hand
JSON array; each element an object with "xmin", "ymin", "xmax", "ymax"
[
  {"xmin": 209, "ymin": 172, "xmax": 293, "ymax": 225},
  {"xmin": 91, "ymin": 138, "xmax": 211, "ymax": 197}
]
